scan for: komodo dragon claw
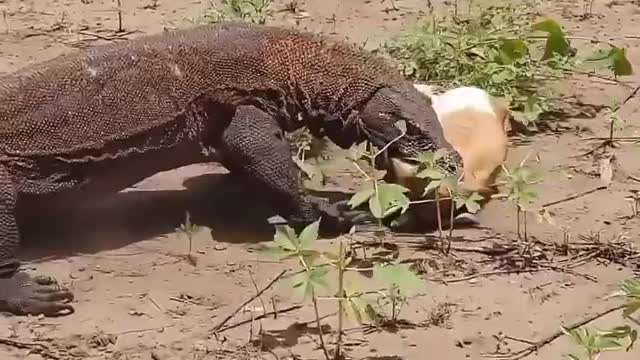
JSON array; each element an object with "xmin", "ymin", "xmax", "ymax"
[
  {"xmin": 314, "ymin": 199, "xmax": 376, "ymax": 236},
  {"xmin": 0, "ymin": 272, "xmax": 74, "ymax": 316}
]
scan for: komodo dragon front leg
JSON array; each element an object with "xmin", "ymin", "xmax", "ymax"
[
  {"xmin": 219, "ymin": 105, "xmax": 373, "ymax": 234},
  {"xmin": 0, "ymin": 167, "xmax": 74, "ymax": 316}
]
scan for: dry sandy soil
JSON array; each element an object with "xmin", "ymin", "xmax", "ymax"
[{"xmin": 1, "ymin": 0, "xmax": 640, "ymax": 359}]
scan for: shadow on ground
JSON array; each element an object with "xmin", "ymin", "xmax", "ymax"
[{"xmin": 16, "ymin": 172, "xmax": 352, "ymax": 263}]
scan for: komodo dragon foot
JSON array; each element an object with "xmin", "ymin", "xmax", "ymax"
[
  {"xmin": 0, "ymin": 271, "xmax": 74, "ymax": 316},
  {"xmin": 219, "ymin": 105, "xmax": 375, "ymax": 236},
  {"xmin": 0, "ymin": 165, "xmax": 74, "ymax": 316}
]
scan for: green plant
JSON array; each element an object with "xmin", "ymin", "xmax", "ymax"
[
  {"xmin": 175, "ymin": 211, "xmax": 204, "ymax": 266},
  {"xmin": 381, "ymin": 5, "xmax": 633, "ymax": 129},
  {"xmin": 564, "ymin": 278, "xmax": 640, "ymax": 360},
  {"xmin": 372, "ymin": 262, "xmax": 423, "ymax": 323},
  {"xmin": 195, "ymin": 0, "xmax": 273, "ymax": 25},
  {"xmin": 346, "ymin": 126, "xmax": 413, "ymax": 227},
  {"xmin": 411, "ymin": 149, "xmax": 483, "ymax": 253},
  {"xmin": 261, "ymin": 220, "xmax": 424, "ymax": 359},
  {"xmin": 497, "ymin": 154, "xmax": 542, "ymax": 241}
]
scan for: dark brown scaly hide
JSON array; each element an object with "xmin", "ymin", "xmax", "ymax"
[{"xmin": 0, "ymin": 22, "xmax": 445, "ymax": 195}]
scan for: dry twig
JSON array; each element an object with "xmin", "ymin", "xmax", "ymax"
[
  {"xmin": 484, "ymin": 304, "xmax": 625, "ymax": 360},
  {"xmin": 0, "ymin": 338, "xmax": 62, "ymax": 360},
  {"xmin": 212, "ymin": 270, "xmax": 287, "ymax": 332},
  {"xmin": 541, "ymin": 185, "xmax": 608, "ymax": 208}
]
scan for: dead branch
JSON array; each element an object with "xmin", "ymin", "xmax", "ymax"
[
  {"xmin": 542, "ymin": 185, "xmax": 608, "ymax": 208},
  {"xmin": 216, "ymin": 304, "xmax": 304, "ymax": 333},
  {"xmin": 212, "ymin": 269, "xmax": 287, "ymax": 332},
  {"xmin": 77, "ymin": 29, "xmax": 137, "ymax": 41},
  {"xmin": 485, "ymin": 304, "xmax": 625, "ymax": 360},
  {"xmin": 0, "ymin": 338, "xmax": 61, "ymax": 360},
  {"xmin": 536, "ymin": 263, "xmax": 597, "ymax": 282},
  {"xmin": 614, "ymin": 83, "xmax": 640, "ymax": 113},
  {"xmin": 429, "ymin": 268, "xmax": 541, "ymax": 284}
]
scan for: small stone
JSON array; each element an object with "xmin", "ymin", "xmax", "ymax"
[
  {"xmin": 193, "ymin": 340, "xmax": 209, "ymax": 352},
  {"xmin": 214, "ymin": 244, "xmax": 227, "ymax": 251}
]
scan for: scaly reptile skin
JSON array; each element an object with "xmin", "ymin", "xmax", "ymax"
[{"xmin": 0, "ymin": 22, "xmax": 451, "ymax": 316}]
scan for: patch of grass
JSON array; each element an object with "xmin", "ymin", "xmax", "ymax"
[
  {"xmin": 380, "ymin": 4, "xmax": 633, "ymax": 129},
  {"xmin": 194, "ymin": 0, "xmax": 274, "ymax": 25}
]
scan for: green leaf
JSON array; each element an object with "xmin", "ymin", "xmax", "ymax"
[
  {"xmin": 542, "ymin": 32, "xmax": 571, "ymax": 60},
  {"xmin": 609, "ymin": 47, "xmax": 633, "ymax": 76},
  {"xmin": 628, "ymin": 329, "xmax": 637, "ymax": 351},
  {"xmin": 258, "ymin": 244, "xmax": 296, "ymax": 260},
  {"xmin": 376, "ymin": 183, "xmax": 411, "ymax": 216},
  {"xmin": 411, "ymin": 151, "xmax": 436, "ymax": 165},
  {"xmin": 292, "ymin": 267, "xmax": 329, "ymax": 301},
  {"xmin": 422, "ymin": 179, "xmax": 441, "ymax": 196},
  {"xmin": 344, "ymin": 295, "xmax": 375, "ymax": 325},
  {"xmin": 417, "ymin": 168, "xmax": 443, "ymax": 180},
  {"xmin": 368, "ymin": 194, "xmax": 383, "ymax": 219},
  {"xmin": 623, "ymin": 300, "xmax": 640, "ymax": 319},
  {"xmin": 491, "ymin": 68, "xmax": 515, "ymax": 83},
  {"xmin": 532, "ymin": 18, "xmax": 564, "ymax": 35},
  {"xmin": 293, "ymin": 156, "xmax": 324, "ymax": 183},
  {"xmin": 532, "ymin": 19, "xmax": 571, "ymax": 60},
  {"xmin": 463, "ymin": 192, "xmax": 484, "ymax": 213},
  {"xmin": 498, "ymin": 38, "xmax": 528, "ymax": 64},
  {"xmin": 299, "ymin": 249, "xmax": 323, "ymax": 266},
  {"xmin": 298, "ymin": 219, "xmax": 320, "ymax": 249},
  {"xmin": 373, "ymin": 263, "xmax": 424, "ymax": 296},
  {"xmin": 349, "ymin": 183, "xmax": 376, "ymax": 208},
  {"xmin": 347, "ymin": 142, "xmax": 370, "ymax": 161},
  {"xmin": 273, "ymin": 225, "xmax": 298, "ymax": 251}
]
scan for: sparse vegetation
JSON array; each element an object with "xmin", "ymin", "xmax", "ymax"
[
  {"xmin": 381, "ymin": 4, "xmax": 633, "ymax": 129},
  {"xmin": 563, "ymin": 278, "xmax": 640, "ymax": 360},
  {"xmin": 497, "ymin": 153, "xmax": 543, "ymax": 241},
  {"xmin": 196, "ymin": 0, "xmax": 274, "ymax": 25},
  {"xmin": 260, "ymin": 220, "xmax": 424, "ymax": 359}
]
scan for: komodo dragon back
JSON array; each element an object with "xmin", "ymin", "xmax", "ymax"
[{"xmin": 0, "ymin": 21, "xmax": 446, "ymax": 160}]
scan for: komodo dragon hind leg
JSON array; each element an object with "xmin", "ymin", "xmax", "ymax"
[
  {"xmin": 0, "ymin": 166, "xmax": 74, "ymax": 316},
  {"xmin": 219, "ymin": 105, "xmax": 374, "ymax": 236}
]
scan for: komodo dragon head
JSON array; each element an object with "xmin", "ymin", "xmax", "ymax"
[{"xmin": 354, "ymin": 81, "xmax": 459, "ymax": 170}]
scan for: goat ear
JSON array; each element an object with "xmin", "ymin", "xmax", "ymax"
[{"xmin": 489, "ymin": 96, "xmax": 512, "ymax": 134}]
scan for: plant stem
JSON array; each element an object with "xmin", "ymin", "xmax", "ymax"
[
  {"xmin": 609, "ymin": 116, "xmax": 615, "ymax": 143},
  {"xmin": 299, "ymin": 254, "xmax": 331, "ymax": 360},
  {"xmin": 312, "ymin": 289, "xmax": 331, "ymax": 360},
  {"xmin": 447, "ymin": 193, "xmax": 454, "ymax": 254},
  {"xmin": 334, "ymin": 240, "xmax": 345, "ymax": 360},
  {"xmin": 516, "ymin": 205, "xmax": 521, "ymax": 239},
  {"xmin": 523, "ymin": 209, "xmax": 528, "ymax": 242},
  {"xmin": 372, "ymin": 131, "xmax": 406, "ymax": 160},
  {"xmin": 434, "ymin": 190, "xmax": 444, "ymax": 253},
  {"xmin": 116, "ymin": 0, "xmax": 123, "ymax": 32}
]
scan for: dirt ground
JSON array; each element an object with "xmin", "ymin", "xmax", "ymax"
[{"xmin": 1, "ymin": 0, "xmax": 640, "ymax": 359}]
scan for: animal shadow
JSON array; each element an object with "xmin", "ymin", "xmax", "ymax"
[{"xmin": 16, "ymin": 170, "xmax": 353, "ymax": 264}]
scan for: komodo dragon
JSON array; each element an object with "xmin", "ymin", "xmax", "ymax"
[{"xmin": 0, "ymin": 22, "xmax": 452, "ymax": 317}]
